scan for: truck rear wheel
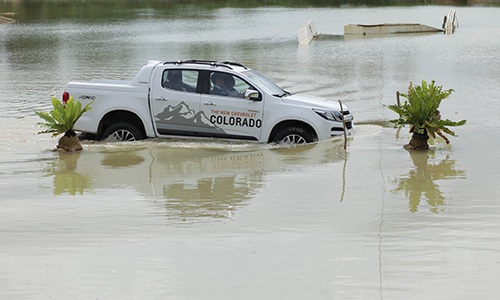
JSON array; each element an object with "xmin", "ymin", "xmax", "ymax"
[
  {"xmin": 102, "ymin": 122, "xmax": 145, "ymax": 142},
  {"xmin": 272, "ymin": 126, "xmax": 315, "ymax": 145}
]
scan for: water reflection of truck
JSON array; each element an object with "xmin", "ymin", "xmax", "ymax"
[{"xmin": 47, "ymin": 139, "xmax": 347, "ymax": 221}]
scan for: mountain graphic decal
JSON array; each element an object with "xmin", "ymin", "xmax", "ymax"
[{"xmin": 155, "ymin": 101, "xmax": 225, "ymax": 133}]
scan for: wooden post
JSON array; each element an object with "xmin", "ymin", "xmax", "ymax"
[
  {"xmin": 338, "ymin": 100, "xmax": 347, "ymax": 150},
  {"xmin": 396, "ymin": 91, "xmax": 401, "ymax": 107}
]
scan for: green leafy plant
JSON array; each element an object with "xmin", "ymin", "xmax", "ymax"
[
  {"xmin": 36, "ymin": 96, "xmax": 92, "ymax": 151},
  {"xmin": 387, "ymin": 80, "xmax": 466, "ymax": 150},
  {"xmin": 36, "ymin": 96, "xmax": 92, "ymax": 136}
]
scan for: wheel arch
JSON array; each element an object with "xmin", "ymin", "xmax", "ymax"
[
  {"xmin": 97, "ymin": 110, "xmax": 146, "ymax": 140},
  {"xmin": 267, "ymin": 120, "xmax": 318, "ymax": 143}
]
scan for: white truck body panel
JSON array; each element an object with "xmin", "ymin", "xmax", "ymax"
[{"xmin": 64, "ymin": 60, "xmax": 354, "ymax": 143}]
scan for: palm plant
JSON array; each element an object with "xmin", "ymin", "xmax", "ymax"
[
  {"xmin": 36, "ymin": 96, "xmax": 92, "ymax": 151},
  {"xmin": 387, "ymin": 80, "xmax": 466, "ymax": 150}
]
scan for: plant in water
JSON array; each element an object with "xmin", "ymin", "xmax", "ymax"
[
  {"xmin": 36, "ymin": 96, "xmax": 92, "ymax": 151},
  {"xmin": 387, "ymin": 80, "xmax": 466, "ymax": 150}
]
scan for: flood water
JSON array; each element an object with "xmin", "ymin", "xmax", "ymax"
[{"xmin": 1, "ymin": 2, "xmax": 500, "ymax": 299}]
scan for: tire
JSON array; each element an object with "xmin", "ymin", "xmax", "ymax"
[
  {"xmin": 272, "ymin": 126, "xmax": 315, "ymax": 145},
  {"xmin": 101, "ymin": 122, "xmax": 145, "ymax": 142}
]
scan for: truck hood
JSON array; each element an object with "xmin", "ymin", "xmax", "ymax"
[{"xmin": 281, "ymin": 94, "xmax": 349, "ymax": 111}]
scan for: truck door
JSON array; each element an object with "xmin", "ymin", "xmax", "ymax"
[
  {"xmin": 199, "ymin": 71, "xmax": 264, "ymax": 141},
  {"xmin": 150, "ymin": 68, "xmax": 207, "ymax": 137}
]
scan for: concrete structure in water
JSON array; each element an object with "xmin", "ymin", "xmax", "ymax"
[
  {"xmin": 298, "ymin": 9, "xmax": 457, "ymax": 43},
  {"xmin": 343, "ymin": 23, "xmax": 443, "ymax": 36}
]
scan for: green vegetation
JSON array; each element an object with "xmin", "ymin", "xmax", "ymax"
[
  {"xmin": 36, "ymin": 96, "xmax": 92, "ymax": 151},
  {"xmin": 36, "ymin": 96, "xmax": 92, "ymax": 137},
  {"xmin": 388, "ymin": 80, "xmax": 466, "ymax": 150}
]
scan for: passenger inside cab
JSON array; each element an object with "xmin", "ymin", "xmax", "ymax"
[
  {"xmin": 224, "ymin": 75, "xmax": 243, "ymax": 97},
  {"xmin": 210, "ymin": 73, "xmax": 229, "ymax": 96},
  {"xmin": 163, "ymin": 70, "xmax": 186, "ymax": 91}
]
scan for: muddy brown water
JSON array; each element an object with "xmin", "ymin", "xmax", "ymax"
[{"xmin": 1, "ymin": 3, "xmax": 500, "ymax": 299}]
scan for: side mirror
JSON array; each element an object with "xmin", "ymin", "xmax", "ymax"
[{"xmin": 245, "ymin": 89, "xmax": 261, "ymax": 101}]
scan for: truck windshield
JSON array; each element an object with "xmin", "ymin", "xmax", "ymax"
[{"xmin": 241, "ymin": 70, "xmax": 288, "ymax": 97}]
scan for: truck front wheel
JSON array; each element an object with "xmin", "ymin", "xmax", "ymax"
[
  {"xmin": 102, "ymin": 122, "xmax": 145, "ymax": 142},
  {"xmin": 272, "ymin": 126, "xmax": 315, "ymax": 145}
]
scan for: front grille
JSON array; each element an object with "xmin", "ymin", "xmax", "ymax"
[{"xmin": 331, "ymin": 121, "xmax": 352, "ymax": 131}]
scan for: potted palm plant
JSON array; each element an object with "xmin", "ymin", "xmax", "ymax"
[
  {"xmin": 387, "ymin": 80, "xmax": 466, "ymax": 150},
  {"xmin": 36, "ymin": 96, "xmax": 92, "ymax": 152}
]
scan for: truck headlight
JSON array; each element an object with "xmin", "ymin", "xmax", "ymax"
[{"xmin": 313, "ymin": 109, "xmax": 342, "ymax": 122}]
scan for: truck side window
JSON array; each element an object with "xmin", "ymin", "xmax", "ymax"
[
  {"xmin": 162, "ymin": 69, "xmax": 198, "ymax": 93},
  {"xmin": 209, "ymin": 72, "xmax": 252, "ymax": 98}
]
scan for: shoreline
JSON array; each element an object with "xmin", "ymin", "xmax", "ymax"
[{"xmin": 0, "ymin": 12, "xmax": 16, "ymax": 24}]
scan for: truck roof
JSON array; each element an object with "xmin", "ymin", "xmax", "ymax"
[
  {"xmin": 162, "ymin": 60, "xmax": 249, "ymax": 72},
  {"xmin": 131, "ymin": 60, "xmax": 250, "ymax": 86}
]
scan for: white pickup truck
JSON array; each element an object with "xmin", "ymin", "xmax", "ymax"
[{"xmin": 65, "ymin": 60, "xmax": 354, "ymax": 144}]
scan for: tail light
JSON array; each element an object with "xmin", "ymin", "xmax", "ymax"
[{"xmin": 62, "ymin": 92, "xmax": 69, "ymax": 107}]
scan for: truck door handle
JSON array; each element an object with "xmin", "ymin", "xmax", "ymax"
[
  {"xmin": 203, "ymin": 101, "xmax": 215, "ymax": 106},
  {"xmin": 155, "ymin": 97, "xmax": 167, "ymax": 101}
]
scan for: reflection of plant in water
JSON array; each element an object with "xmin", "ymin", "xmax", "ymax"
[
  {"xmin": 44, "ymin": 152, "xmax": 93, "ymax": 195},
  {"xmin": 394, "ymin": 151, "xmax": 465, "ymax": 213}
]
